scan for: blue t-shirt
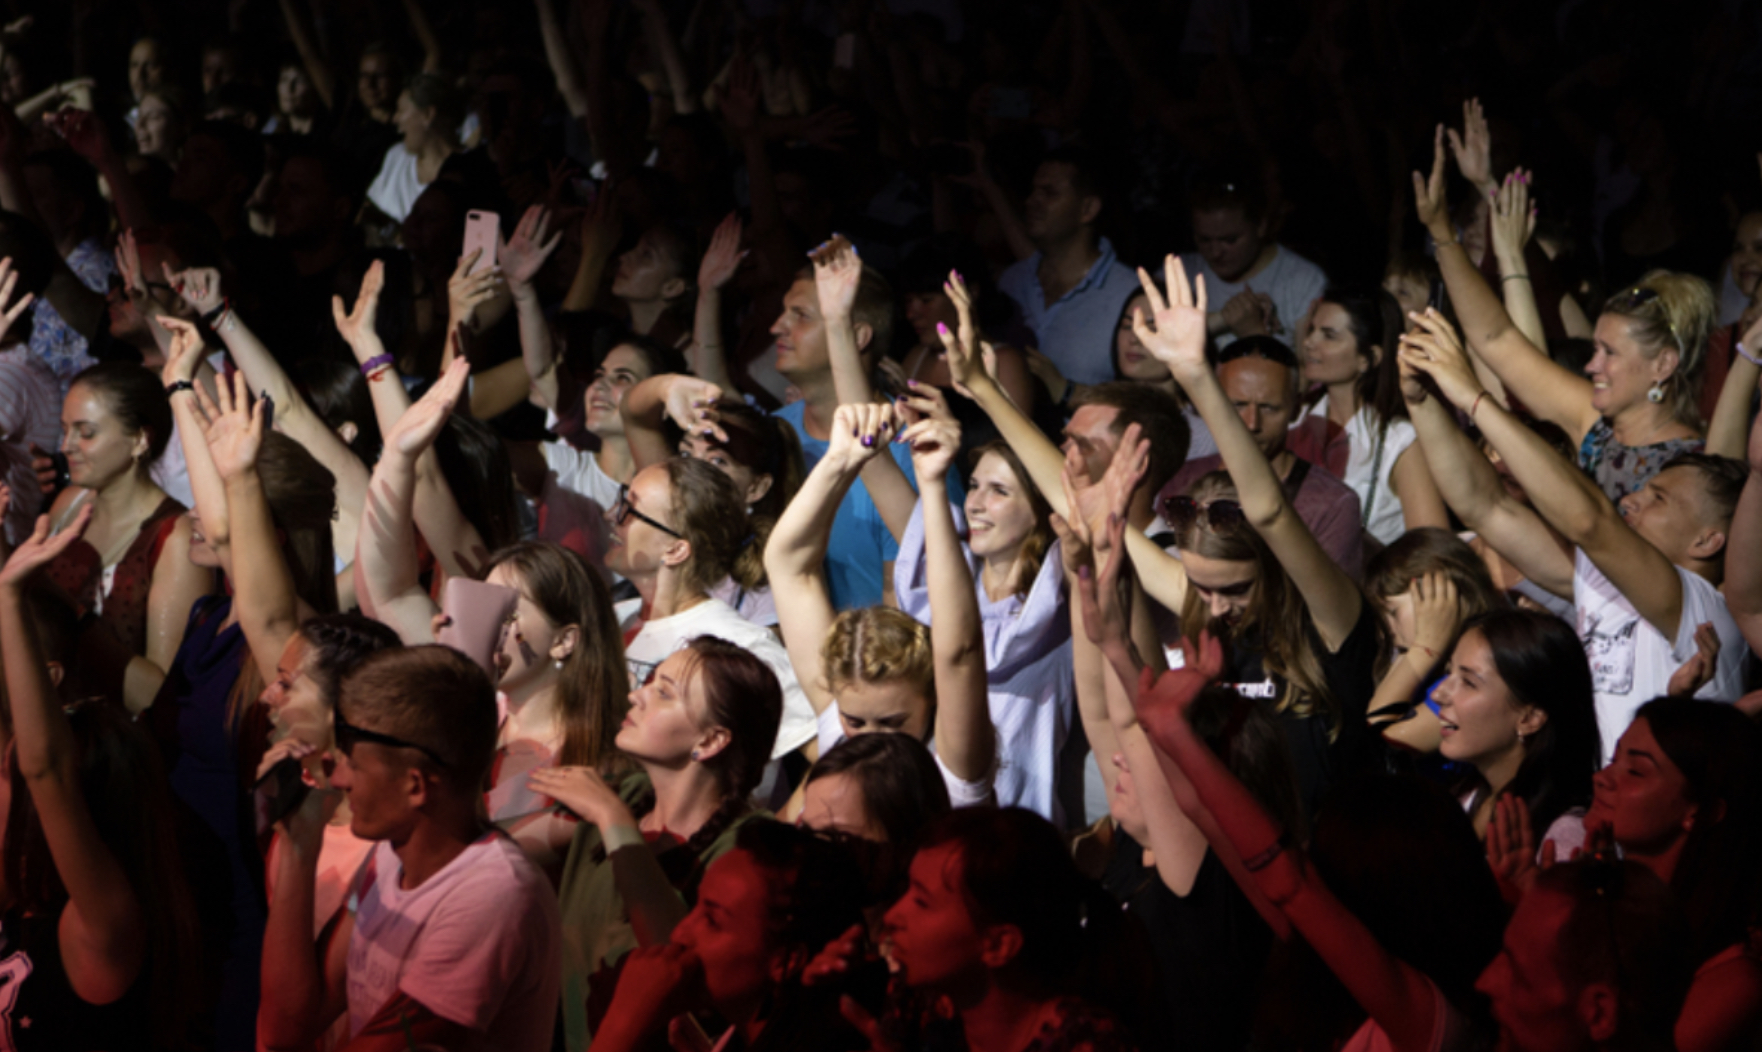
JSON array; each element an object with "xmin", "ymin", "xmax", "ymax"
[{"xmin": 774, "ymin": 400, "xmax": 963, "ymax": 610}]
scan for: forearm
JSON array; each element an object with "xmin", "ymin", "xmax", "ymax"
[
  {"xmin": 824, "ymin": 313, "xmax": 874, "ymax": 407},
  {"xmin": 277, "ymin": 0, "xmax": 336, "ymax": 107},
  {"xmin": 1410, "ymin": 396, "xmax": 1513, "ymax": 531},
  {"xmin": 259, "ymin": 834, "xmax": 328, "ymax": 1048},
  {"xmin": 1704, "ymin": 348, "xmax": 1760, "ymax": 460},
  {"xmin": 970, "ymin": 379, "xmax": 1069, "ymax": 517},
  {"xmin": 0, "ymin": 588, "xmax": 77, "ymax": 785},
  {"xmin": 172, "ymin": 391, "xmax": 230, "ymax": 548},
  {"xmin": 859, "ymin": 454, "xmax": 915, "ymax": 545},
  {"xmin": 613, "ymin": 842, "xmax": 690, "ymax": 946},
  {"xmin": 641, "ymin": 3, "xmax": 695, "ymax": 115},
  {"xmin": 764, "ymin": 456, "xmax": 860, "ymax": 579},
  {"xmin": 1176, "ymin": 365, "xmax": 1287, "ymax": 525},
  {"xmin": 1724, "ymin": 458, "xmax": 1762, "ymax": 634},
  {"xmin": 469, "ymin": 358, "xmax": 531, "ymax": 420},
  {"xmin": 562, "ymin": 244, "xmax": 612, "ymax": 314},
  {"xmin": 511, "ymin": 288, "xmax": 561, "ymax": 409},
  {"xmin": 1475, "ymin": 396, "xmax": 1606, "ymax": 544},
  {"xmin": 620, "ymin": 374, "xmax": 683, "ymax": 470},
  {"xmin": 359, "ymin": 453, "xmax": 427, "ymax": 617},
  {"xmin": 689, "ymin": 289, "xmax": 732, "ymax": 388},
  {"xmin": 401, "ymin": 0, "xmax": 443, "ymax": 71},
  {"xmin": 1495, "ymin": 252, "xmax": 1547, "ymax": 362},
  {"xmin": 923, "ymin": 494, "xmax": 993, "ymax": 780},
  {"xmin": 536, "ymin": 0, "xmax": 588, "ymax": 118},
  {"xmin": 224, "ymin": 472, "xmax": 301, "ymax": 681},
  {"xmin": 94, "ymin": 151, "xmax": 151, "ymax": 232}
]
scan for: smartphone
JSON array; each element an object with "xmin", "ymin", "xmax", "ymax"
[
  {"xmin": 253, "ymin": 756, "xmax": 309, "ymax": 837},
  {"xmin": 463, "ymin": 211, "xmax": 501, "ymax": 276},
  {"xmin": 437, "ymin": 577, "xmax": 522, "ymax": 676}
]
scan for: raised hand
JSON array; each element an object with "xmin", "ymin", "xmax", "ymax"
[
  {"xmin": 1412, "ymin": 125, "xmax": 1452, "ymax": 239},
  {"xmin": 825, "ymin": 402, "xmax": 897, "ymax": 471},
  {"xmin": 500, "ymin": 205, "xmax": 563, "ymax": 288},
  {"xmin": 1666, "ymin": 622, "xmax": 1721, "ymax": 697},
  {"xmin": 0, "ymin": 504, "xmax": 92, "ymax": 591},
  {"xmin": 1396, "ymin": 340, "xmax": 1431, "ymax": 407},
  {"xmin": 333, "ymin": 261, "xmax": 385, "ymax": 356},
  {"xmin": 661, "ymin": 375, "xmax": 725, "ymax": 440},
  {"xmin": 525, "ymin": 764, "xmax": 633, "ymax": 827},
  {"xmin": 697, "ymin": 212, "xmax": 746, "ymax": 291},
  {"xmin": 899, "ymin": 415, "xmax": 960, "ymax": 484},
  {"xmin": 168, "ymin": 264, "xmax": 223, "ymax": 316},
  {"xmin": 1489, "ymin": 170, "xmax": 1537, "ymax": 263},
  {"xmin": 448, "ymin": 249, "xmax": 503, "ymax": 331},
  {"xmin": 894, "ymin": 377, "xmax": 954, "ymax": 428},
  {"xmin": 1075, "ymin": 503, "xmax": 1134, "ymax": 652},
  {"xmin": 1446, "ymin": 97, "xmax": 1497, "ymax": 196},
  {"xmin": 1131, "ymin": 255, "xmax": 1209, "ymax": 381},
  {"xmin": 1397, "ymin": 307, "xmax": 1483, "ymax": 409},
  {"xmin": 1485, "ymin": 792, "xmax": 1539, "ymax": 903},
  {"xmin": 1100, "ymin": 421, "xmax": 1150, "ymax": 533},
  {"xmin": 196, "ymin": 370, "xmax": 266, "ymax": 483},
  {"xmin": 386, "ymin": 358, "xmax": 470, "ymax": 457},
  {"xmin": 0, "ymin": 256, "xmax": 34, "ymax": 345},
  {"xmin": 1051, "ymin": 452, "xmax": 1096, "ymax": 579},
  {"xmin": 157, "ymin": 315, "xmax": 207, "ymax": 388},
  {"xmin": 1134, "ymin": 631, "xmax": 1226, "ymax": 740},
  {"xmin": 808, "ymin": 234, "xmax": 861, "ymax": 321},
  {"xmin": 113, "ymin": 228, "xmax": 145, "ymax": 296},
  {"xmin": 1408, "ymin": 572, "xmax": 1461, "ymax": 665}
]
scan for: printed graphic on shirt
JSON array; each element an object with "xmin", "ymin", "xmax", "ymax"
[
  {"xmin": 1221, "ymin": 677, "xmax": 1278, "ymax": 701},
  {"xmin": 1582, "ymin": 612, "xmax": 1640, "ymax": 696},
  {"xmin": 0, "ymin": 950, "xmax": 34, "ymax": 1051}
]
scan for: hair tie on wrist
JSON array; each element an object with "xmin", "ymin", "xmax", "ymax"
[
  {"xmin": 200, "ymin": 297, "xmax": 230, "ymax": 326},
  {"xmin": 1501, "ymin": 274, "xmax": 1530, "ymax": 283},
  {"xmin": 1242, "ymin": 832, "xmax": 1288, "ymax": 873},
  {"xmin": 1737, "ymin": 341, "xmax": 1762, "ymax": 369},
  {"xmin": 360, "ymin": 353, "xmax": 395, "ymax": 378},
  {"xmin": 1469, "ymin": 391, "xmax": 1489, "ymax": 421},
  {"xmin": 164, "ymin": 380, "xmax": 194, "ymax": 397}
]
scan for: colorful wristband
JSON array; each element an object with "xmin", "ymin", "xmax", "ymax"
[{"xmin": 360, "ymin": 353, "xmax": 395, "ymax": 377}]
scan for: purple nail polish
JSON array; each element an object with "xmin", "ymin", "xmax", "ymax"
[
  {"xmin": 936, "ymin": 322, "xmax": 949, "ymax": 336},
  {"xmin": 862, "ymin": 435, "xmax": 874, "ymax": 448},
  {"xmin": 906, "ymin": 378, "xmax": 918, "ymax": 387}
]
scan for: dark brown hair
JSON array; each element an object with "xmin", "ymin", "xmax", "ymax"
[{"xmin": 338, "ymin": 645, "xmax": 499, "ymax": 796}]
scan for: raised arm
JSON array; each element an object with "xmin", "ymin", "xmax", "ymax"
[
  {"xmin": 1725, "ymin": 405, "xmax": 1762, "ymax": 654},
  {"xmin": 334, "ymin": 265, "xmax": 489, "ymax": 581},
  {"xmin": 276, "ymin": 0, "xmax": 337, "ymax": 108},
  {"xmin": 198, "ymin": 370, "xmax": 313, "ymax": 683},
  {"xmin": 536, "ymin": 0, "xmax": 588, "ymax": 119},
  {"xmin": 353, "ymin": 360, "xmax": 470, "ymax": 643},
  {"xmin": 1397, "ymin": 314, "xmax": 1576, "ymax": 597},
  {"xmin": 688, "ymin": 212, "xmax": 745, "ymax": 389},
  {"xmin": 0, "ymin": 505, "xmax": 146, "ymax": 1007},
  {"xmin": 1403, "ymin": 308, "xmax": 1690, "ymax": 634},
  {"xmin": 1134, "ymin": 662, "xmax": 1445, "ymax": 1052},
  {"xmin": 1414, "ymin": 127, "xmax": 1597, "ymax": 439},
  {"xmin": 1705, "ymin": 319, "xmax": 1762, "ymax": 460},
  {"xmin": 621, "ymin": 373, "xmax": 723, "ymax": 472},
  {"xmin": 1135, "ymin": 255, "xmax": 1361, "ymax": 649},
  {"xmin": 487, "ymin": 206, "xmax": 564, "ymax": 417},
  {"xmin": 897, "ymin": 404, "xmax": 993, "ymax": 784},
  {"xmin": 936, "ymin": 272, "xmax": 1190, "ymax": 613},
  {"xmin": 635, "ymin": 0, "xmax": 696, "ymax": 115},
  {"xmin": 1489, "ymin": 171, "xmax": 1544, "ymax": 364},
  {"xmin": 763, "ymin": 402, "xmax": 897, "ymax": 714},
  {"xmin": 400, "ymin": 0, "xmax": 444, "ymax": 73}
]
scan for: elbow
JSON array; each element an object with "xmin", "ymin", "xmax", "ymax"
[
  {"xmin": 1557, "ymin": 497, "xmax": 1616, "ymax": 548},
  {"xmin": 1245, "ymin": 496, "xmax": 1293, "ymax": 532}
]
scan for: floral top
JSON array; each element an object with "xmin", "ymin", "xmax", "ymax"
[
  {"xmin": 1577, "ymin": 418, "xmax": 1703, "ymax": 504},
  {"xmin": 30, "ymin": 237, "xmax": 115, "ymax": 393}
]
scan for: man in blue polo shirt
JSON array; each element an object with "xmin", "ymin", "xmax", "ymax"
[
  {"xmin": 770, "ymin": 248, "xmax": 960, "ymax": 609},
  {"xmin": 998, "ymin": 146, "xmax": 1138, "ymax": 387}
]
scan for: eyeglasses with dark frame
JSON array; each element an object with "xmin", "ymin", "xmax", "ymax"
[
  {"xmin": 332, "ymin": 705, "xmax": 451, "ymax": 769},
  {"xmin": 612, "ymin": 484, "xmax": 685, "ymax": 540}
]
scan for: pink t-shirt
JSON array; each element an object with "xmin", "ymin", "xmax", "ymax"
[{"xmin": 347, "ymin": 831, "xmax": 561, "ymax": 1050}]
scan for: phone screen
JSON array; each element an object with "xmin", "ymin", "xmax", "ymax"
[{"xmin": 463, "ymin": 211, "xmax": 500, "ymax": 275}]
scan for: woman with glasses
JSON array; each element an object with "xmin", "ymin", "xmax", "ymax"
[
  {"xmin": 609, "ymin": 455, "xmax": 817, "ymax": 765},
  {"xmin": 1414, "ymin": 132, "xmax": 1713, "ymax": 503},
  {"xmin": 1133, "ymin": 257, "xmax": 1385, "ymax": 817}
]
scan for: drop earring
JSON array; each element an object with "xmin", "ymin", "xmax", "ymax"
[{"xmin": 1647, "ymin": 382, "xmax": 1665, "ymax": 404}]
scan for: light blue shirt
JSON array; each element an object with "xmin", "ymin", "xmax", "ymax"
[
  {"xmin": 774, "ymin": 400, "xmax": 964, "ymax": 610},
  {"xmin": 999, "ymin": 236, "xmax": 1139, "ymax": 386}
]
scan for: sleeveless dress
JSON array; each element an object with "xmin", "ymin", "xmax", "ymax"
[{"xmin": 43, "ymin": 495, "xmax": 185, "ymax": 654}]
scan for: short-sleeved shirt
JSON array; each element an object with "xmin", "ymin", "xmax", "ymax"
[
  {"xmin": 773, "ymin": 400, "xmax": 959, "ymax": 610},
  {"xmin": 999, "ymin": 237, "xmax": 1140, "ymax": 386},
  {"xmin": 348, "ymin": 831, "xmax": 560, "ymax": 1052},
  {"xmin": 1288, "ymin": 396, "xmax": 1418, "ymax": 546},
  {"xmin": 1573, "ymin": 549, "xmax": 1745, "ymax": 764},
  {"xmin": 1179, "ymin": 245, "xmax": 1329, "ymax": 350}
]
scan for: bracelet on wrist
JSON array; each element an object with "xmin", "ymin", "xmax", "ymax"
[
  {"xmin": 360, "ymin": 353, "xmax": 396, "ymax": 378},
  {"xmin": 164, "ymin": 379, "xmax": 195, "ymax": 397},
  {"xmin": 1737, "ymin": 341, "xmax": 1762, "ymax": 369},
  {"xmin": 1242, "ymin": 832, "xmax": 1289, "ymax": 873},
  {"xmin": 1469, "ymin": 390, "xmax": 1490, "ymax": 422},
  {"xmin": 1501, "ymin": 274, "xmax": 1530, "ymax": 283},
  {"xmin": 200, "ymin": 297, "xmax": 230, "ymax": 326}
]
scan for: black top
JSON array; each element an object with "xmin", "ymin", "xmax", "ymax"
[
  {"xmin": 1215, "ymin": 601, "xmax": 1383, "ymax": 818},
  {"xmin": 1101, "ymin": 831, "xmax": 1272, "ymax": 1052},
  {"xmin": 0, "ymin": 906, "xmax": 148, "ymax": 1050}
]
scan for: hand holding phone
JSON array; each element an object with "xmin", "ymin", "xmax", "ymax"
[{"xmin": 463, "ymin": 211, "xmax": 501, "ymax": 276}]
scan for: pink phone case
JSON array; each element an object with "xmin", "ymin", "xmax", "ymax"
[
  {"xmin": 463, "ymin": 210, "xmax": 500, "ymax": 275},
  {"xmin": 438, "ymin": 577, "xmax": 521, "ymax": 676}
]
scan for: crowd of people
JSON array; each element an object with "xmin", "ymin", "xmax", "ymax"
[{"xmin": 0, "ymin": 0, "xmax": 1757, "ymax": 1050}]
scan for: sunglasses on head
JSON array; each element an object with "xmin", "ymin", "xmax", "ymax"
[
  {"xmin": 1161, "ymin": 495, "xmax": 1248, "ymax": 533},
  {"xmin": 332, "ymin": 705, "xmax": 450, "ymax": 769},
  {"xmin": 1607, "ymin": 286, "xmax": 1684, "ymax": 356},
  {"xmin": 612, "ymin": 484, "xmax": 685, "ymax": 540}
]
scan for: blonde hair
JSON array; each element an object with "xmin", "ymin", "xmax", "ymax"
[
  {"xmin": 1602, "ymin": 270, "xmax": 1716, "ymax": 429},
  {"xmin": 820, "ymin": 607, "xmax": 935, "ymax": 705}
]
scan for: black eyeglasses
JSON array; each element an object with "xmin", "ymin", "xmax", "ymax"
[
  {"xmin": 1161, "ymin": 495, "xmax": 1248, "ymax": 534},
  {"xmin": 333, "ymin": 705, "xmax": 450, "ymax": 769},
  {"xmin": 612, "ymin": 484, "xmax": 685, "ymax": 540}
]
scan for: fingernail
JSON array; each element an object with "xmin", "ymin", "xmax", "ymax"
[
  {"xmin": 936, "ymin": 323, "xmax": 949, "ymax": 335},
  {"xmin": 954, "ymin": 269, "xmax": 964, "ymax": 282},
  {"xmin": 861, "ymin": 435, "xmax": 874, "ymax": 448},
  {"xmin": 906, "ymin": 378, "xmax": 918, "ymax": 387}
]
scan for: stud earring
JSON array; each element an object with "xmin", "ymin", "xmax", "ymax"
[
  {"xmin": 1647, "ymin": 382, "xmax": 1666, "ymax": 404},
  {"xmin": 554, "ymin": 659, "xmax": 563, "ymax": 670},
  {"xmin": 690, "ymin": 750, "xmax": 703, "ymax": 761}
]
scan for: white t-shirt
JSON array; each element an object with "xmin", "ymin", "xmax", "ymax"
[
  {"xmin": 347, "ymin": 832, "xmax": 560, "ymax": 1051},
  {"xmin": 623, "ymin": 597, "xmax": 818, "ymax": 759},
  {"xmin": 1299, "ymin": 395, "xmax": 1417, "ymax": 545},
  {"xmin": 367, "ymin": 143, "xmax": 424, "ymax": 224},
  {"xmin": 814, "ymin": 703, "xmax": 994, "ymax": 808},
  {"xmin": 706, "ymin": 575, "xmax": 778, "ymax": 627},
  {"xmin": 1573, "ymin": 550, "xmax": 1746, "ymax": 764},
  {"xmin": 1179, "ymin": 245, "xmax": 1329, "ymax": 350},
  {"xmin": 542, "ymin": 441, "xmax": 622, "ymax": 511}
]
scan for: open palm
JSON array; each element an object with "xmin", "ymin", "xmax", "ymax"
[
  {"xmin": 501, "ymin": 206, "xmax": 562, "ymax": 287},
  {"xmin": 333, "ymin": 261, "xmax": 385, "ymax": 351},
  {"xmin": 1131, "ymin": 255, "xmax": 1209, "ymax": 376}
]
